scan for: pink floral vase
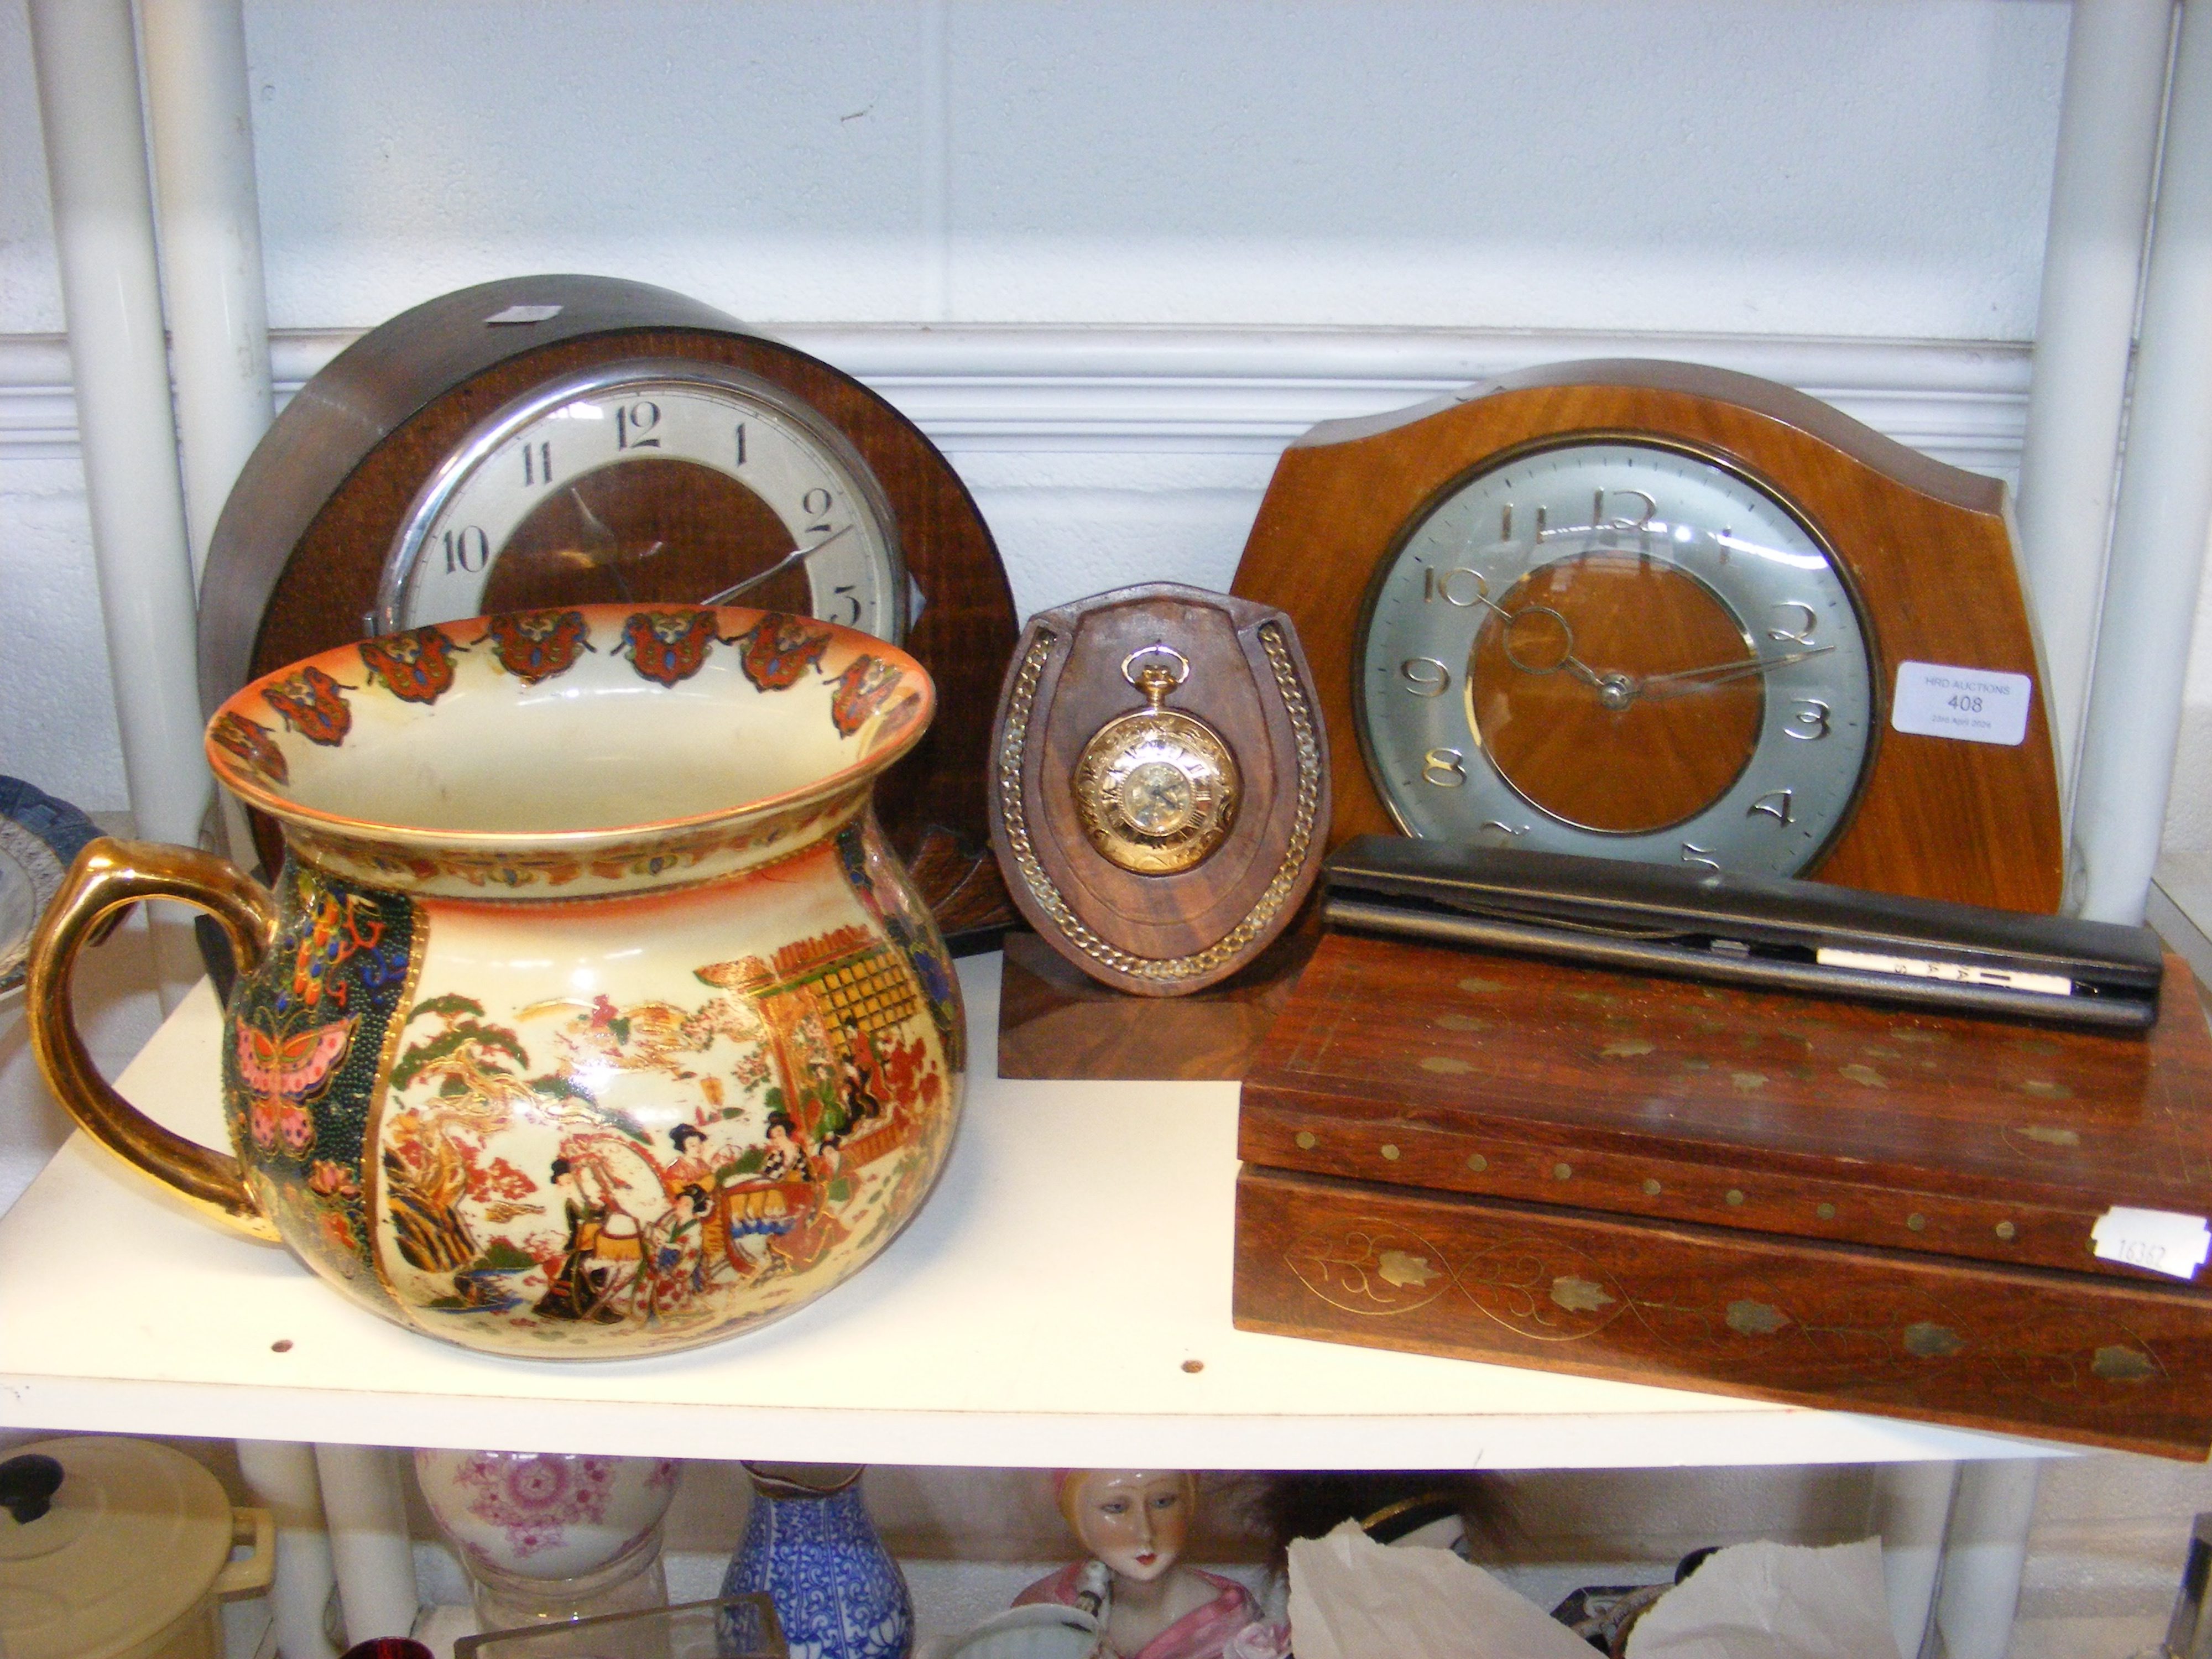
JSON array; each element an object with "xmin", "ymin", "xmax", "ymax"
[{"xmin": 414, "ymin": 1449, "xmax": 681, "ymax": 1619}]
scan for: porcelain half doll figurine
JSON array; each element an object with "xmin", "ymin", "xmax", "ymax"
[{"xmin": 1014, "ymin": 1471, "xmax": 1287, "ymax": 1659}]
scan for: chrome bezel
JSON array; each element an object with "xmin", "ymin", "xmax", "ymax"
[
  {"xmin": 372, "ymin": 357, "xmax": 905, "ymax": 640},
  {"xmin": 1352, "ymin": 432, "xmax": 1877, "ymax": 877}
]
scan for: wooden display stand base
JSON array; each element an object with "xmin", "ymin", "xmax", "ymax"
[{"xmin": 997, "ymin": 915, "xmax": 1319, "ymax": 1081}]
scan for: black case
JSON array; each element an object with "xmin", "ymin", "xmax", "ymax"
[{"xmin": 1324, "ymin": 836, "xmax": 2164, "ymax": 1030}]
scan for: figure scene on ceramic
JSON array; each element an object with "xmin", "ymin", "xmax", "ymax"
[{"xmin": 371, "ymin": 830, "xmax": 959, "ymax": 1357}]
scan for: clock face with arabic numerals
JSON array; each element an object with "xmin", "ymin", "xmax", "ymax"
[
  {"xmin": 196, "ymin": 275, "xmax": 1023, "ymax": 944},
  {"xmin": 1357, "ymin": 439, "xmax": 1875, "ymax": 877},
  {"xmin": 376, "ymin": 358, "xmax": 906, "ymax": 641},
  {"xmin": 1229, "ymin": 362, "xmax": 2067, "ymax": 913}
]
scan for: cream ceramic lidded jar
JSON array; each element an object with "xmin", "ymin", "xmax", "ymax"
[{"xmin": 30, "ymin": 605, "xmax": 964, "ymax": 1358}]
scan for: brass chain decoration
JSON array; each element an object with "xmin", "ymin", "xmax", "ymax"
[{"xmin": 999, "ymin": 622, "xmax": 1322, "ymax": 983}]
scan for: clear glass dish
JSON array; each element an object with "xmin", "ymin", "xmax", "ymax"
[{"xmin": 453, "ymin": 1593, "xmax": 786, "ymax": 1659}]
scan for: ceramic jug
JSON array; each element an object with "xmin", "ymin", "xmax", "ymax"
[
  {"xmin": 30, "ymin": 604, "xmax": 965, "ymax": 1359},
  {"xmin": 721, "ymin": 1464, "xmax": 911, "ymax": 1659}
]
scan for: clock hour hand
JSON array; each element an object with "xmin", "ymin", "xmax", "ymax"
[
  {"xmin": 1632, "ymin": 643, "xmax": 1839, "ymax": 701},
  {"xmin": 1485, "ymin": 598, "xmax": 1609, "ymax": 691},
  {"xmin": 547, "ymin": 489, "xmax": 665, "ymax": 597},
  {"xmin": 697, "ymin": 524, "xmax": 855, "ymax": 607}
]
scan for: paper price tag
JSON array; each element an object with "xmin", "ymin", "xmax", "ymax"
[
  {"xmin": 2091, "ymin": 1207, "xmax": 2211, "ymax": 1280},
  {"xmin": 1890, "ymin": 661, "xmax": 2032, "ymax": 746},
  {"xmin": 484, "ymin": 304, "xmax": 564, "ymax": 325}
]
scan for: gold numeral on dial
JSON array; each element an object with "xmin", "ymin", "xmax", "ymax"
[
  {"xmin": 1400, "ymin": 657, "xmax": 1452, "ymax": 697},
  {"xmin": 1749, "ymin": 790, "xmax": 1794, "ymax": 825},
  {"xmin": 1598, "ymin": 488, "xmax": 1657, "ymax": 531},
  {"xmin": 1422, "ymin": 567, "xmax": 1490, "ymax": 607},
  {"xmin": 1769, "ymin": 602, "xmax": 1819, "ymax": 646},
  {"xmin": 1681, "ymin": 842, "xmax": 1723, "ymax": 870},
  {"xmin": 1786, "ymin": 698, "xmax": 1832, "ymax": 741},
  {"xmin": 1422, "ymin": 748, "xmax": 1468, "ymax": 787}
]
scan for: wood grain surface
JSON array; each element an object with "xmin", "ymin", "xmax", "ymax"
[
  {"xmin": 1233, "ymin": 1165, "xmax": 2212, "ymax": 1459},
  {"xmin": 197, "ymin": 276, "xmax": 1017, "ymax": 942},
  {"xmin": 988, "ymin": 582, "xmax": 1329, "ymax": 995},
  {"xmin": 1228, "ymin": 360, "xmax": 2065, "ymax": 913},
  {"xmin": 1241, "ymin": 931, "xmax": 2212, "ymax": 1284},
  {"xmin": 1470, "ymin": 552, "xmax": 1765, "ymax": 832},
  {"xmin": 997, "ymin": 916, "xmax": 1318, "ymax": 1079}
]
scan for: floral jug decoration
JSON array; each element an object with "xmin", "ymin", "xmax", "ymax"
[{"xmin": 29, "ymin": 605, "xmax": 965, "ymax": 1359}]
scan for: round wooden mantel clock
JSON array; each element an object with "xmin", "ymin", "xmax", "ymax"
[
  {"xmin": 1229, "ymin": 359, "xmax": 2065, "ymax": 914},
  {"xmin": 197, "ymin": 274, "xmax": 1018, "ymax": 943}
]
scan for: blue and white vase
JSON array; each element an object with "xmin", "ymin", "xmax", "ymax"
[{"xmin": 722, "ymin": 1464, "xmax": 912, "ymax": 1659}]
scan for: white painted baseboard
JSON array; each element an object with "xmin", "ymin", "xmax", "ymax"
[{"xmin": 0, "ymin": 325, "xmax": 2031, "ymax": 473}]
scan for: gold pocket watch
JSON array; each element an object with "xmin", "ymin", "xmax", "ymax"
[
  {"xmin": 1072, "ymin": 646, "xmax": 1241, "ymax": 875},
  {"xmin": 987, "ymin": 581, "xmax": 1330, "ymax": 999}
]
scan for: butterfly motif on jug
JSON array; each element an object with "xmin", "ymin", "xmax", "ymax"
[
  {"xmin": 735, "ymin": 612, "xmax": 836, "ymax": 691},
  {"xmin": 222, "ymin": 866, "xmax": 419, "ymax": 1301},
  {"xmin": 210, "ymin": 711, "xmax": 290, "ymax": 788},
  {"xmin": 829, "ymin": 654, "xmax": 916, "ymax": 739},
  {"xmin": 262, "ymin": 664, "xmax": 353, "ymax": 746},
  {"xmin": 358, "ymin": 627, "xmax": 463, "ymax": 704},
  {"xmin": 487, "ymin": 609, "xmax": 595, "ymax": 685},
  {"xmin": 619, "ymin": 608, "xmax": 731, "ymax": 687}
]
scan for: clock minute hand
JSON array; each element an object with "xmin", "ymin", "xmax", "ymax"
[
  {"xmin": 1634, "ymin": 643, "xmax": 1838, "ymax": 700},
  {"xmin": 698, "ymin": 524, "xmax": 855, "ymax": 607}
]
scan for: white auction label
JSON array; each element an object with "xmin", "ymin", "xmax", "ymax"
[
  {"xmin": 484, "ymin": 304, "xmax": 563, "ymax": 325},
  {"xmin": 2090, "ymin": 1206, "xmax": 2211, "ymax": 1280},
  {"xmin": 1890, "ymin": 661, "xmax": 2033, "ymax": 745}
]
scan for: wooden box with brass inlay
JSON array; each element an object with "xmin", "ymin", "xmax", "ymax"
[{"xmin": 1234, "ymin": 930, "xmax": 2212, "ymax": 1458}]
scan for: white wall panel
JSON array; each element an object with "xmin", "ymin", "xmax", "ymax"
[
  {"xmin": 9, "ymin": 14, "xmax": 2211, "ymax": 1640},
  {"xmin": 0, "ymin": 1, "xmax": 2078, "ymax": 336},
  {"xmin": 174, "ymin": 0, "xmax": 2073, "ymax": 336},
  {"xmin": 944, "ymin": 1, "xmax": 2067, "ymax": 335},
  {"xmin": 0, "ymin": 458, "xmax": 127, "ymax": 803},
  {"xmin": 950, "ymin": 450, "xmax": 1281, "ymax": 619},
  {"xmin": 0, "ymin": 0, "xmax": 61, "ymax": 332},
  {"xmin": 238, "ymin": 1, "xmax": 942, "ymax": 329}
]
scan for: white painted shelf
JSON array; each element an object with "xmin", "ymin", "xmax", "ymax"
[{"xmin": 0, "ymin": 954, "xmax": 2064, "ymax": 1469}]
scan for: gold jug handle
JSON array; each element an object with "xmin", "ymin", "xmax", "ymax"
[{"xmin": 28, "ymin": 837, "xmax": 283, "ymax": 1243}]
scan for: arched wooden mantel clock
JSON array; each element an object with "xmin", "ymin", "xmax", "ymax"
[
  {"xmin": 1230, "ymin": 359, "xmax": 2065, "ymax": 914},
  {"xmin": 199, "ymin": 274, "xmax": 1019, "ymax": 946}
]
